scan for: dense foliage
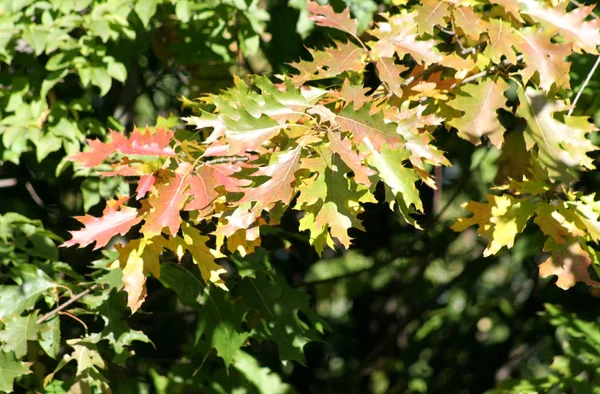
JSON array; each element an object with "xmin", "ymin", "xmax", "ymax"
[{"xmin": 1, "ymin": 0, "xmax": 600, "ymax": 392}]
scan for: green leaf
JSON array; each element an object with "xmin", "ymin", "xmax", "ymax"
[
  {"xmin": 236, "ymin": 272, "xmax": 328, "ymax": 364},
  {"xmin": 0, "ymin": 265, "xmax": 56, "ymax": 319},
  {"xmin": 135, "ymin": 0, "xmax": 159, "ymax": 27},
  {"xmin": 35, "ymin": 132, "xmax": 63, "ymax": 162},
  {"xmin": 89, "ymin": 19, "xmax": 111, "ymax": 42},
  {"xmin": 22, "ymin": 27, "xmax": 48, "ymax": 56},
  {"xmin": 175, "ymin": 0, "xmax": 191, "ymax": 23},
  {"xmin": 365, "ymin": 145, "xmax": 423, "ymax": 213},
  {"xmin": 233, "ymin": 351, "xmax": 295, "ymax": 394},
  {"xmin": 39, "ymin": 317, "xmax": 61, "ymax": 359},
  {"xmin": 0, "ymin": 351, "xmax": 31, "ymax": 393},
  {"xmin": 41, "ymin": 70, "xmax": 68, "ymax": 98},
  {"xmin": 107, "ymin": 61, "xmax": 127, "ymax": 83},
  {"xmin": 0, "ymin": 314, "xmax": 42, "ymax": 358},
  {"xmin": 159, "ymin": 264, "xmax": 204, "ymax": 307},
  {"xmin": 90, "ymin": 67, "xmax": 112, "ymax": 96},
  {"xmin": 195, "ymin": 286, "xmax": 250, "ymax": 367}
]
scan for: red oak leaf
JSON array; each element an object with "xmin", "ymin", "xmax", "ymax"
[
  {"xmin": 184, "ymin": 167, "xmax": 220, "ymax": 211},
  {"xmin": 327, "ymin": 130, "xmax": 376, "ymax": 186},
  {"xmin": 539, "ymin": 242, "xmax": 600, "ymax": 290},
  {"xmin": 62, "ymin": 197, "xmax": 142, "ymax": 250},
  {"xmin": 71, "ymin": 127, "xmax": 176, "ymax": 167},
  {"xmin": 136, "ymin": 175, "xmax": 155, "ymax": 200},
  {"xmin": 307, "ymin": 0, "xmax": 358, "ymax": 37},
  {"xmin": 142, "ymin": 172, "xmax": 190, "ymax": 236}
]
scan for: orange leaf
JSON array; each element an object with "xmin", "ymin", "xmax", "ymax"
[
  {"xmin": 539, "ymin": 242, "xmax": 600, "ymax": 290},
  {"xmin": 142, "ymin": 172, "xmax": 190, "ymax": 236},
  {"xmin": 307, "ymin": 0, "xmax": 358, "ymax": 37},
  {"xmin": 71, "ymin": 127, "xmax": 175, "ymax": 167},
  {"xmin": 62, "ymin": 198, "xmax": 142, "ymax": 250}
]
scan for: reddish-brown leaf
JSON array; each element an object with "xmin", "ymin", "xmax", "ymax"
[
  {"xmin": 62, "ymin": 197, "xmax": 142, "ymax": 250},
  {"xmin": 71, "ymin": 127, "xmax": 176, "ymax": 167},
  {"xmin": 136, "ymin": 175, "xmax": 155, "ymax": 200},
  {"xmin": 184, "ymin": 167, "xmax": 220, "ymax": 211},
  {"xmin": 142, "ymin": 172, "xmax": 190, "ymax": 235},
  {"xmin": 327, "ymin": 130, "xmax": 376, "ymax": 186},
  {"xmin": 307, "ymin": 0, "xmax": 358, "ymax": 37},
  {"xmin": 539, "ymin": 242, "xmax": 600, "ymax": 290}
]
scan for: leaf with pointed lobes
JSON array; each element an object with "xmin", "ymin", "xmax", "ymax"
[
  {"xmin": 183, "ymin": 167, "xmax": 220, "ymax": 212},
  {"xmin": 448, "ymin": 77, "xmax": 510, "ymax": 148},
  {"xmin": 364, "ymin": 142, "xmax": 423, "ymax": 215},
  {"xmin": 170, "ymin": 222, "xmax": 227, "ymax": 291},
  {"xmin": 375, "ymin": 57, "xmax": 407, "ymax": 98},
  {"xmin": 141, "ymin": 165, "xmax": 192, "ymax": 236},
  {"xmin": 453, "ymin": 6, "xmax": 485, "ymax": 40},
  {"xmin": 482, "ymin": 19, "xmax": 520, "ymax": 64},
  {"xmin": 296, "ymin": 152, "xmax": 375, "ymax": 253},
  {"xmin": 515, "ymin": 28, "xmax": 571, "ymax": 91},
  {"xmin": 288, "ymin": 41, "xmax": 365, "ymax": 86},
  {"xmin": 523, "ymin": 1, "xmax": 600, "ymax": 54},
  {"xmin": 334, "ymin": 80, "xmax": 371, "ymax": 110},
  {"xmin": 307, "ymin": 0, "xmax": 358, "ymax": 37},
  {"xmin": 327, "ymin": 130, "xmax": 376, "ymax": 186},
  {"xmin": 414, "ymin": 0, "xmax": 450, "ymax": 35},
  {"xmin": 71, "ymin": 127, "xmax": 176, "ymax": 167},
  {"xmin": 0, "ymin": 351, "xmax": 31, "ymax": 393},
  {"xmin": 370, "ymin": 14, "xmax": 443, "ymax": 65},
  {"xmin": 136, "ymin": 175, "xmax": 155, "ymax": 200},
  {"xmin": 539, "ymin": 241, "xmax": 600, "ymax": 290},
  {"xmin": 517, "ymin": 87, "xmax": 597, "ymax": 182},
  {"xmin": 335, "ymin": 104, "xmax": 402, "ymax": 151},
  {"xmin": 239, "ymin": 146, "xmax": 304, "ymax": 209},
  {"xmin": 114, "ymin": 237, "xmax": 165, "ymax": 313},
  {"xmin": 62, "ymin": 197, "xmax": 142, "ymax": 250},
  {"xmin": 452, "ymin": 194, "xmax": 535, "ymax": 257}
]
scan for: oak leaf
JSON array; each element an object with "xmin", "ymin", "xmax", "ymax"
[
  {"xmin": 448, "ymin": 77, "xmax": 510, "ymax": 148},
  {"xmin": 517, "ymin": 87, "xmax": 597, "ymax": 181},
  {"xmin": 539, "ymin": 242, "xmax": 600, "ymax": 290},
  {"xmin": 307, "ymin": 0, "xmax": 358, "ymax": 37},
  {"xmin": 71, "ymin": 127, "xmax": 175, "ymax": 167},
  {"xmin": 142, "ymin": 171, "xmax": 190, "ymax": 236},
  {"xmin": 452, "ymin": 194, "xmax": 535, "ymax": 256},
  {"xmin": 335, "ymin": 104, "xmax": 401, "ymax": 151},
  {"xmin": 62, "ymin": 197, "xmax": 142, "ymax": 250}
]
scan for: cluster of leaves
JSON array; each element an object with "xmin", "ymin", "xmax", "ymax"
[
  {"xmin": 0, "ymin": 0, "xmax": 274, "ymax": 216},
  {"xmin": 0, "ymin": 212, "xmax": 151, "ymax": 392},
  {"xmin": 493, "ymin": 304, "xmax": 600, "ymax": 393},
  {"xmin": 65, "ymin": 0, "xmax": 600, "ymax": 310}
]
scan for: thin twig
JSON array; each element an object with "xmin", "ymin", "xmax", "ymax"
[
  {"xmin": 37, "ymin": 284, "xmax": 99, "ymax": 324},
  {"xmin": 203, "ymin": 155, "xmax": 250, "ymax": 165},
  {"xmin": 450, "ymin": 54, "xmax": 524, "ymax": 89},
  {"xmin": 25, "ymin": 181, "xmax": 45, "ymax": 208},
  {"xmin": 568, "ymin": 55, "xmax": 600, "ymax": 116},
  {"xmin": 0, "ymin": 178, "xmax": 17, "ymax": 188}
]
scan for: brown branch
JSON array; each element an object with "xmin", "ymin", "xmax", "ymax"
[{"xmin": 37, "ymin": 284, "xmax": 99, "ymax": 324}]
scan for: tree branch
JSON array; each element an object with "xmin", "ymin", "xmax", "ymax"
[{"xmin": 37, "ymin": 284, "xmax": 99, "ymax": 324}]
